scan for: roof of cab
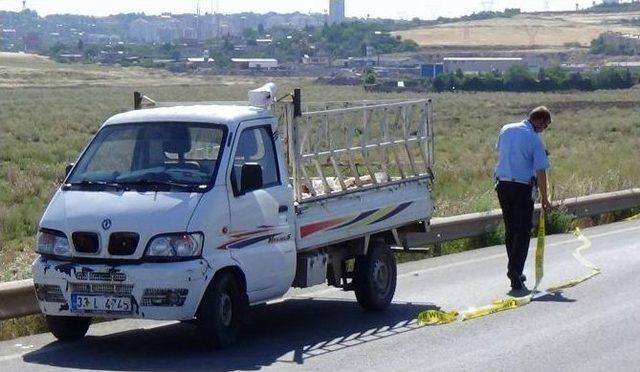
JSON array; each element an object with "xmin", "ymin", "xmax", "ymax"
[{"xmin": 103, "ymin": 105, "xmax": 273, "ymax": 127}]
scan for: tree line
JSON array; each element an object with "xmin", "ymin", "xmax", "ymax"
[{"xmin": 432, "ymin": 65, "xmax": 637, "ymax": 92}]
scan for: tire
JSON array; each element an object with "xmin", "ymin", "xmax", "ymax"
[
  {"xmin": 46, "ymin": 315, "xmax": 91, "ymax": 342},
  {"xmin": 197, "ymin": 272, "xmax": 247, "ymax": 348},
  {"xmin": 353, "ymin": 239, "xmax": 397, "ymax": 310}
]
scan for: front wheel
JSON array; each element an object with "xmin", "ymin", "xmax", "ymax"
[
  {"xmin": 46, "ymin": 315, "xmax": 91, "ymax": 341},
  {"xmin": 196, "ymin": 272, "xmax": 247, "ymax": 348},
  {"xmin": 353, "ymin": 239, "xmax": 397, "ymax": 310}
]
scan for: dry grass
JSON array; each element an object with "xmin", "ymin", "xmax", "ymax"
[
  {"xmin": 0, "ymin": 52, "xmax": 257, "ymax": 88},
  {"xmin": 394, "ymin": 11, "xmax": 640, "ymax": 47}
]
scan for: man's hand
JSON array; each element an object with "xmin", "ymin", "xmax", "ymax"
[{"xmin": 536, "ymin": 169, "xmax": 551, "ymax": 211}]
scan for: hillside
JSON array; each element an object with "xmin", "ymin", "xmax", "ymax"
[{"xmin": 394, "ymin": 11, "xmax": 640, "ymax": 48}]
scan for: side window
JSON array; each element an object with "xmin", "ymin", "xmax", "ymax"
[{"xmin": 232, "ymin": 126, "xmax": 280, "ymax": 194}]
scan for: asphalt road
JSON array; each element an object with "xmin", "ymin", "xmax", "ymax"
[{"xmin": 1, "ymin": 220, "xmax": 639, "ymax": 371}]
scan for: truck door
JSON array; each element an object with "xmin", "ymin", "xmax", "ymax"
[{"xmin": 226, "ymin": 120, "xmax": 295, "ymax": 301}]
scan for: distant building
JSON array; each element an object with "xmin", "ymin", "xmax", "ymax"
[
  {"xmin": 231, "ymin": 58, "xmax": 279, "ymax": 70},
  {"xmin": 58, "ymin": 54, "xmax": 84, "ymax": 62},
  {"xmin": 600, "ymin": 32, "xmax": 640, "ymax": 55},
  {"xmin": 187, "ymin": 57, "xmax": 215, "ymax": 69},
  {"xmin": 420, "ymin": 63, "xmax": 444, "ymax": 78},
  {"xmin": 23, "ymin": 32, "xmax": 41, "ymax": 52},
  {"xmin": 129, "ymin": 18, "xmax": 155, "ymax": 43},
  {"xmin": 329, "ymin": 0, "xmax": 346, "ymax": 25},
  {"xmin": 443, "ymin": 57, "xmax": 526, "ymax": 74},
  {"xmin": 302, "ymin": 54, "xmax": 331, "ymax": 65},
  {"xmin": 605, "ymin": 61, "xmax": 640, "ymax": 73},
  {"xmin": 561, "ymin": 63, "xmax": 591, "ymax": 73},
  {"xmin": 365, "ymin": 45, "xmax": 375, "ymax": 57}
]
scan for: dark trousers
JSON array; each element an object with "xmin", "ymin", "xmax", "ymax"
[{"xmin": 496, "ymin": 181, "xmax": 534, "ymax": 285}]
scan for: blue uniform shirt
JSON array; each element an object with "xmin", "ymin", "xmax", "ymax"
[{"xmin": 495, "ymin": 119, "xmax": 550, "ymax": 183}]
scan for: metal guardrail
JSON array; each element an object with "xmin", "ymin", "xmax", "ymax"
[
  {"xmin": 1, "ymin": 188, "xmax": 639, "ymax": 321},
  {"xmin": 0, "ymin": 279, "xmax": 39, "ymax": 321},
  {"xmin": 405, "ymin": 188, "xmax": 640, "ymax": 247}
]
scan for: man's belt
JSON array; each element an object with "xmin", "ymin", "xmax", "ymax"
[{"xmin": 496, "ymin": 177, "xmax": 533, "ymax": 186}]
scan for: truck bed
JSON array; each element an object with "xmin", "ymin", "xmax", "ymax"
[
  {"xmin": 295, "ymin": 175, "xmax": 433, "ymax": 251},
  {"xmin": 280, "ymin": 97, "xmax": 435, "ymax": 251}
]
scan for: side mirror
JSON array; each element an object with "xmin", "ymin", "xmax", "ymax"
[
  {"xmin": 65, "ymin": 163, "xmax": 75, "ymax": 177},
  {"xmin": 240, "ymin": 163, "xmax": 263, "ymax": 195}
]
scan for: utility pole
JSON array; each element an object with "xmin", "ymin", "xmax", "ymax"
[
  {"xmin": 462, "ymin": 23, "xmax": 471, "ymax": 42},
  {"xmin": 525, "ymin": 25, "xmax": 541, "ymax": 46},
  {"xmin": 22, "ymin": 0, "xmax": 27, "ymax": 11}
]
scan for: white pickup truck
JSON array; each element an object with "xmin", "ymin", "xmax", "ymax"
[{"xmin": 32, "ymin": 84, "xmax": 435, "ymax": 347}]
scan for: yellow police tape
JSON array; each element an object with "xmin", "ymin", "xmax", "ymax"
[{"xmin": 418, "ymin": 213, "xmax": 602, "ymax": 326}]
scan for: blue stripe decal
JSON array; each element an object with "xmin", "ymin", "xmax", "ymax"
[
  {"xmin": 369, "ymin": 202, "xmax": 413, "ymax": 225},
  {"xmin": 328, "ymin": 209, "xmax": 379, "ymax": 231},
  {"xmin": 228, "ymin": 234, "xmax": 278, "ymax": 249}
]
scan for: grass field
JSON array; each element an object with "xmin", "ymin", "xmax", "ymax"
[
  {"xmin": 394, "ymin": 11, "xmax": 640, "ymax": 47},
  {"xmin": 1, "ymin": 53, "xmax": 639, "ymax": 282},
  {"xmin": 0, "ymin": 53, "xmax": 639, "ymax": 339}
]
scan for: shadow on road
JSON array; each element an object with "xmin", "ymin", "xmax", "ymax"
[
  {"xmin": 532, "ymin": 291, "xmax": 577, "ymax": 303},
  {"xmin": 23, "ymin": 297, "xmax": 436, "ymax": 371}
]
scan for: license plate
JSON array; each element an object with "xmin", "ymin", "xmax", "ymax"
[{"xmin": 71, "ymin": 294, "xmax": 132, "ymax": 313}]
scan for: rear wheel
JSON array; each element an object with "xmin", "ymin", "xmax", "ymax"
[
  {"xmin": 46, "ymin": 315, "xmax": 90, "ymax": 342},
  {"xmin": 353, "ymin": 239, "xmax": 397, "ymax": 310},
  {"xmin": 197, "ymin": 272, "xmax": 247, "ymax": 348}
]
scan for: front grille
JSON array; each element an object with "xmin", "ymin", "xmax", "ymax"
[
  {"xmin": 70, "ymin": 283, "xmax": 134, "ymax": 296},
  {"xmin": 75, "ymin": 271, "xmax": 126, "ymax": 282},
  {"xmin": 108, "ymin": 232, "xmax": 139, "ymax": 256},
  {"xmin": 72, "ymin": 232, "xmax": 100, "ymax": 254}
]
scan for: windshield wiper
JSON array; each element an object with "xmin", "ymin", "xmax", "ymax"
[
  {"xmin": 62, "ymin": 180, "xmax": 124, "ymax": 191},
  {"xmin": 118, "ymin": 179, "xmax": 205, "ymax": 191}
]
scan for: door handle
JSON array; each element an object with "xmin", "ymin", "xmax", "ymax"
[{"xmin": 278, "ymin": 205, "xmax": 289, "ymax": 213}]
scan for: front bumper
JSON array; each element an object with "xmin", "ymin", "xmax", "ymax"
[{"xmin": 32, "ymin": 256, "xmax": 213, "ymax": 320}]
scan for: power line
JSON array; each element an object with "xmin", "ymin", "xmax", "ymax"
[{"xmin": 481, "ymin": 0, "xmax": 494, "ymax": 12}]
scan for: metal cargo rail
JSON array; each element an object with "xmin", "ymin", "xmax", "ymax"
[{"xmin": 277, "ymin": 90, "xmax": 434, "ymax": 202}]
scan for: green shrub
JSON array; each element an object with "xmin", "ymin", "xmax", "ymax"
[{"xmin": 544, "ymin": 209, "xmax": 575, "ymax": 234}]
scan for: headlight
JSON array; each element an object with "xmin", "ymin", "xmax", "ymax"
[
  {"xmin": 145, "ymin": 233, "xmax": 204, "ymax": 259},
  {"xmin": 37, "ymin": 230, "xmax": 71, "ymax": 257}
]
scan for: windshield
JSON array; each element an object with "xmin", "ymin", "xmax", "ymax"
[{"xmin": 66, "ymin": 122, "xmax": 226, "ymax": 192}]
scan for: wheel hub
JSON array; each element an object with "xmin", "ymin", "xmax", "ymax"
[
  {"xmin": 219, "ymin": 292, "xmax": 233, "ymax": 327},
  {"xmin": 372, "ymin": 258, "xmax": 390, "ymax": 295}
]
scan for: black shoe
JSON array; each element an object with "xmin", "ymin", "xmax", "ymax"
[
  {"xmin": 511, "ymin": 280, "xmax": 523, "ymax": 290},
  {"xmin": 511, "ymin": 275, "xmax": 526, "ymax": 290},
  {"xmin": 509, "ymin": 285, "xmax": 531, "ymax": 297}
]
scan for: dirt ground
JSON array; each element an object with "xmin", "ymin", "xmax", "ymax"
[{"xmin": 395, "ymin": 11, "xmax": 640, "ymax": 47}]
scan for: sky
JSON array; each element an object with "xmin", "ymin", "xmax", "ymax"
[{"xmin": 0, "ymin": 0, "xmax": 620, "ymax": 19}]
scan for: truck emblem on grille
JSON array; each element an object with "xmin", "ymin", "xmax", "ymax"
[{"xmin": 101, "ymin": 219, "xmax": 112, "ymax": 230}]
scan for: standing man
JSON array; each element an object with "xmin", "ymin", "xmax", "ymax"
[{"xmin": 495, "ymin": 106, "xmax": 552, "ymax": 293}]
